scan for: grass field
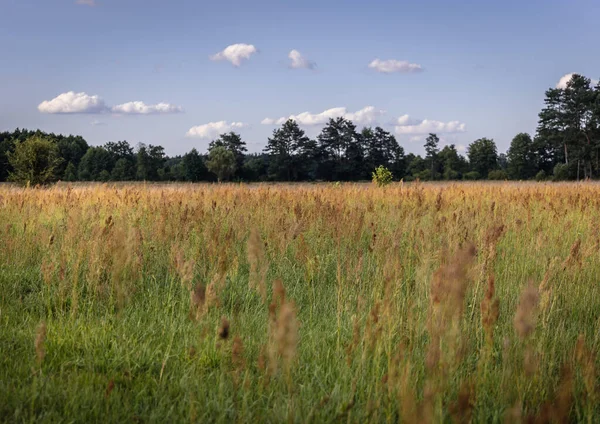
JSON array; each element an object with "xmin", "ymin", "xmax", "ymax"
[{"xmin": 1, "ymin": 182, "xmax": 599, "ymax": 423}]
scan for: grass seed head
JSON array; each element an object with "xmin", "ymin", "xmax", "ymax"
[
  {"xmin": 35, "ymin": 321, "xmax": 47, "ymax": 365},
  {"xmin": 514, "ymin": 282, "xmax": 539, "ymax": 339},
  {"xmin": 275, "ymin": 301, "xmax": 299, "ymax": 370},
  {"xmin": 190, "ymin": 284, "xmax": 206, "ymax": 319},
  {"xmin": 481, "ymin": 274, "xmax": 500, "ymax": 346},
  {"xmin": 218, "ymin": 316, "xmax": 230, "ymax": 340}
]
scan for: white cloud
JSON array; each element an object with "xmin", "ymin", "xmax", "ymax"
[
  {"xmin": 394, "ymin": 115, "xmax": 466, "ymax": 135},
  {"xmin": 210, "ymin": 44, "xmax": 257, "ymax": 67},
  {"xmin": 39, "ymin": 92, "xmax": 183, "ymax": 116},
  {"xmin": 38, "ymin": 91, "xmax": 107, "ymax": 114},
  {"xmin": 262, "ymin": 106, "xmax": 385, "ymax": 126},
  {"xmin": 457, "ymin": 144, "xmax": 466, "ymax": 152},
  {"xmin": 288, "ymin": 49, "xmax": 316, "ymax": 70},
  {"xmin": 344, "ymin": 106, "xmax": 385, "ymax": 124},
  {"xmin": 368, "ymin": 59, "xmax": 423, "ymax": 74},
  {"xmin": 396, "ymin": 114, "xmax": 419, "ymax": 126},
  {"xmin": 556, "ymin": 73, "xmax": 574, "ymax": 89},
  {"xmin": 556, "ymin": 73, "xmax": 599, "ymax": 89},
  {"xmin": 261, "ymin": 118, "xmax": 280, "ymax": 125},
  {"xmin": 111, "ymin": 101, "xmax": 183, "ymax": 115},
  {"xmin": 90, "ymin": 120, "xmax": 106, "ymax": 126},
  {"xmin": 186, "ymin": 121, "xmax": 247, "ymax": 138},
  {"xmin": 75, "ymin": 0, "xmax": 96, "ymax": 5}
]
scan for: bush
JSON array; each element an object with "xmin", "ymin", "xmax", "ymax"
[
  {"xmin": 415, "ymin": 169, "xmax": 432, "ymax": 181},
  {"xmin": 463, "ymin": 171, "xmax": 481, "ymax": 180},
  {"xmin": 553, "ymin": 163, "xmax": 569, "ymax": 181},
  {"xmin": 535, "ymin": 170, "xmax": 547, "ymax": 182},
  {"xmin": 443, "ymin": 169, "xmax": 460, "ymax": 180},
  {"xmin": 8, "ymin": 135, "xmax": 62, "ymax": 186},
  {"xmin": 372, "ymin": 165, "xmax": 393, "ymax": 187},
  {"xmin": 488, "ymin": 170, "xmax": 508, "ymax": 180},
  {"xmin": 63, "ymin": 162, "xmax": 78, "ymax": 182}
]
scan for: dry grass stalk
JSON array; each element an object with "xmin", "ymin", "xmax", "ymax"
[
  {"xmin": 503, "ymin": 401, "xmax": 522, "ymax": 424},
  {"xmin": 575, "ymin": 335, "xmax": 597, "ymax": 403},
  {"xmin": 257, "ymin": 345, "xmax": 267, "ymax": 374},
  {"xmin": 274, "ymin": 302, "xmax": 299, "ymax": 372},
  {"xmin": 538, "ymin": 260, "xmax": 556, "ymax": 315},
  {"xmin": 218, "ymin": 316, "xmax": 230, "ymax": 340},
  {"xmin": 482, "ymin": 224, "xmax": 505, "ymax": 275},
  {"xmin": 35, "ymin": 321, "xmax": 47, "ymax": 366},
  {"xmin": 345, "ymin": 314, "xmax": 361, "ymax": 366},
  {"xmin": 364, "ymin": 302, "xmax": 382, "ymax": 351},
  {"xmin": 481, "ymin": 274, "xmax": 500, "ymax": 348},
  {"xmin": 247, "ymin": 228, "xmax": 268, "ymax": 301},
  {"xmin": 40, "ymin": 259, "xmax": 55, "ymax": 286},
  {"xmin": 205, "ymin": 276, "xmax": 220, "ymax": 308},
  {"xmin": 562, "ymin": 238, "xmax": 582, "ymax": 270},
  {"xmin": 189, "ymin": 284, "xmax": 206, "ymax": 320},
  {"xmin": 398, "ymin": 361, "xmax": 419, "ymax": 423},
  {"xmin": 427, "ymin": 242, "xmax": 476, "ymax": 371},
  {"xmin": 231, "ymin": 335, "xmax": 246, "ymax": 388},
  {"xmin": 430, "ymin": 242, "xmax": 476, "ymax": 319},
  {"xmin": 523, "ymin": 347, "xmax": 539, "ymax": 377},
  {"xmin": 514, "ymin": 282, "xmax": 539, "ymax": 339},
  {"xmin": 272, "ymin": 278, "xmax": 286, "ymax": 308},
  {"xmin": 266, "ymin": 280, "xmax": 299, "ymax": 381},
  {"xmin": 449, "ymin": 380, "xmax": 475, "ymax": 424},
  {"xmin": 422, "ymin": 243, "xmax": 476, "ymax": 422},
  {"xmin": 530, "ymin": 365, "xmax": 573, "ymax": 423},
  {"xmin": 232, "ymin": 336, "xmax": 245, "ymax": 369},
  {"xmin": 172, "ymin": 246, "xmax": 195, "ymax": 290},
  {"xmin": 105, "ymin": 380, "xmax": 115, "ymax": 398}
]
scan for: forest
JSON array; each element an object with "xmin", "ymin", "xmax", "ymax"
[{"xmin": 1, "ymin": 74, "xmax": 599, "ymax": 184}]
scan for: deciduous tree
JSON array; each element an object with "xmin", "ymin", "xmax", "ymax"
[
  {"xmin": 206, "ymin": 145, "xmax": 236, "ymax": 182},
  {"xmin": 8, "ymin": 135, "xmax": 62, "ymax": 185},
  {"xmin": 467, "ymin": 138, "xmax": 498, "ymax": 178}
]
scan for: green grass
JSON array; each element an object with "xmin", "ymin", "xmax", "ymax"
[{"xmin": 1, "ymin": 182, "xmax": 600, "ymax": 422}]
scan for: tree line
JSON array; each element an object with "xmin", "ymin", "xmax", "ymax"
[{"xmin": 1, "ymin": 74, "xmax": 599, "ymax": 185}]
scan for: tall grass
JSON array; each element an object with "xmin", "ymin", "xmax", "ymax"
[{"xmin": 1, "ymin": 182, "xmax": 599, "ymax": 422}]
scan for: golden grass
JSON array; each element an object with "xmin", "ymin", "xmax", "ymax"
[{"xmin": 1, "ymin": 181, "xmax": 600, "ymax": 422}]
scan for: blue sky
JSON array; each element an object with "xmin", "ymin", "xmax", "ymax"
[{"xmin": 1, "ymin": 0, "xmax": 599, "ymax": 155}]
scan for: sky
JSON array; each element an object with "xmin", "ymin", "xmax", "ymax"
[{"xmin": 1, "ymin": 0, "xmax": 599, "ymax": 156}]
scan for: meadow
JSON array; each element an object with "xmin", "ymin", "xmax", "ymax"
[{"xmin": 1, "ymin": 182, "xmax": 599, "ymax": 423}]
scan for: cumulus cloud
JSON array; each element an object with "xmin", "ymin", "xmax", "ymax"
[
  {"xmin": 344, "ymin": 106, "xmax": 386, "ymax": 124},
  {"xmin": 111, "ymin": 101, "xmax": 183, "ymax": 115},
  {"xmin": 260, "ymin": 117, "xmax": 281, "ymax": 125},
  {"xmin": 210, "ymin": 44, "xmax": 257, "ymax": 67},
  {"xmin": 38, "ymin": 92, "xmax": 183, "ymax": 116},
  {"xmin": 288, "ymin": 49, "xmax": 316, "ymax": 70},
  {"xmin": 556, "ymin": 73, "xmax": 574, "ymax": 89},
  {"xmin": 186, "ymin": 121, "xmax": 247, "ymax": 138},
  {"xmin": 38, "ymin": 91, "xmax": 107, "ymax": 114},
  {"xmin": 75, "ymin": 0, "xmax": 96, "ymax": 5},
  {"xmin": 262, "ymin": 106, "xmax": 385, "ymax": 126},
  {"xmin": 90, "ymin": 120, "xmax": 106, "ymax": 126},
  {"xmin": 556, "ymin": 73, "xmax": 599, "ymax": 89},
  {"xmin": 396, "ymin": 114, "xmax": 420, "ymax": 126},
  {"xmin": 394, "ymin": 115, "xmax": 466, "ymax": 135},
  {"xmin": 368, "ymin": 59, "xmax": 423, "ymax": 74}
]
